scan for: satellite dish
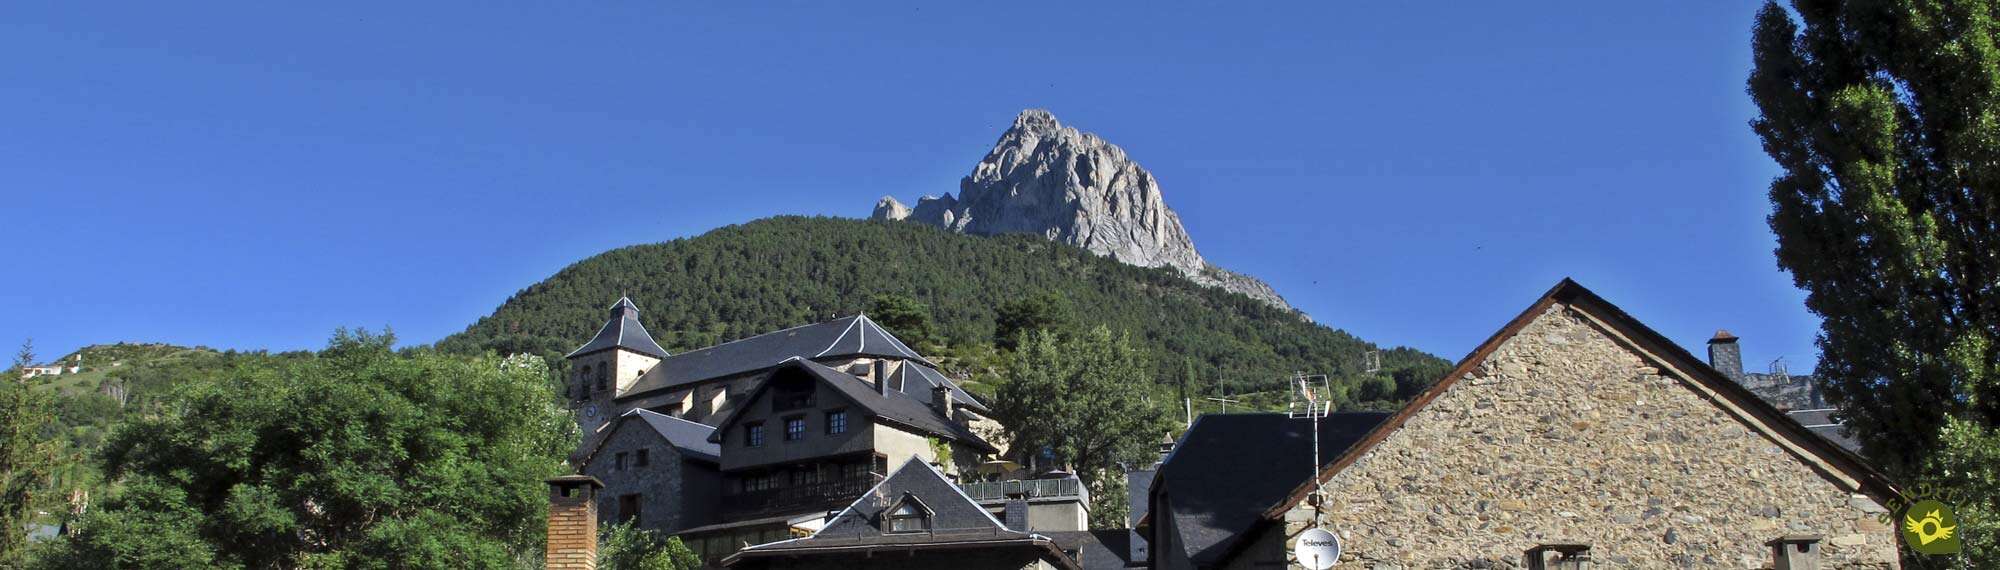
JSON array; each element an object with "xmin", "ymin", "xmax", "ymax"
[{"xmin": 1294, "ymin": 527, "xmax": 1341, "ymax": 570}]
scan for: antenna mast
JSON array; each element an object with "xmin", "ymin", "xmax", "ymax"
[
  {"xmin": 1204, "ymin": 376, "xmax": 1240, "ymax": 414},
  {"xmin": 1287, "ymin": 372, "xmax": 1333, "ymax": 525}
]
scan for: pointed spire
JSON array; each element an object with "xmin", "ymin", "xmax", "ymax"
[{"xmin": 566, "ymin": 297, "xmax": 670, "ymax": 360}]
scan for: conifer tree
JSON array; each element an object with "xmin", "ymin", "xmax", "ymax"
[{"xmin": 1749, "ymin": 1, "xmax": 1999, "ymax": 564}]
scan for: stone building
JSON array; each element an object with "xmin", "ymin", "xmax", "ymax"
[
  {"xmin": 576, "ymin": 409, "xmax": 722, "ymax": 534},
  {"xmin": 1706, "ymin": 331, "xmax": 1858, "ymax": 452},
  {"xmin": 559, "ymin": 297, "xmax": 1020, "ymax": 564},
  {"xmin": 1242, "ymin": 279, "xmax": 1903, "ymax": 568}
]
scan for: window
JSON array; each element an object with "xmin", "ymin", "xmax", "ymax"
[
  {"xmin": 635, "ymin": 448, "xmax": 649, "ymax": 467},
  {"xmin": 842, "ymin": 462, "xmax": 872, "ymax": 480},
  {"xmin": 614, "ymin": 452, "xmax": 628, "ymax": 471},
  {"xmin": 885, "ymin": 496, "xmax": 931, "ymax": 533},
  {"xmin": 618, "ymin": 494, "xmax": 641, "ymax": 524},
  {"xmin": 745, "ymin": 423, "xmax": 765, "ymax": 447},
  {"xmin": 784, "ymin": 417, "xmax": 807, "ymax": 442},
  {"xmin": 596, "ymin": 366, "xmax": 609, "ymax": 391},
  {"xmin": 739, "ymin": 473, "xmax": 778, "ymax": 493},
  {"xmin": 792, "ymin": 465, "xmax": 823, "ymax": 486},
  {"xmin": 824, "ymin": 406, "xmax": 848, "ymax": 432}
]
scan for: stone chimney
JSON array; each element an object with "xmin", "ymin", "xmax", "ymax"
[
  {"xmin": 1767, "ymin": 535, "xmax": 1821, "ymax": 570},
  {"xmin": 1707, "ymin": 330, "xmax": 1743, "ymax": 383},
  {"xmin": 546, "ymin": 475, "xmax": 604, "ymax": 570},
  {"xmin": 1003, "ymin": 498, "xmax": 1029, "ymax": 531},
  {"xmin": 932, "ymin": 385, "xmax": 955, "ymax": 419}
]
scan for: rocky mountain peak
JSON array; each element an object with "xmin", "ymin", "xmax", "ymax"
[{"xmin": 873, "ymin": 109, "xmax": 1296, "ymax": 314}]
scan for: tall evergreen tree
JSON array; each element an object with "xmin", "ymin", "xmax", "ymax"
[
  {"xmin": 1, "ymin": 340, "xmax": 62, "ymax": 566},
  {"xmin": 1749, "ymin": 1, "xmax": 1999, "ymax": 564}
]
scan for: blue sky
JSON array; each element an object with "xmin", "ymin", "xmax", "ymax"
[{"xmin": 1, "ymin": 2, "xmax": 1818, "ymax": 375}]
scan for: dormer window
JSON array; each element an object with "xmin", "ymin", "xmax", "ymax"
[{"xmin": 884, "ymin": 494, "xmax": 932, "ymax": 533}]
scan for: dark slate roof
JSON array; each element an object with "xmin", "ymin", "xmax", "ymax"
[
  {"xmin": 1125, "ymin": 468, "xmax": 1154, "ymax": 527},
  {"xmin": 706, "ymin": 359, "xmax": 998, "ymax": 453},
  {"xmin": 1787, "ymin": 408, "xmax": 1861, "ymax": 453},
  {"xmin": 727, "ymin": 461, "xmax": 1076, "ymax": 569},
  {"xmin": 576, "ymin": 408, "xmax": 721, "ymax": 466},
  {"xmin": 1046, "ymin": 530, "xmax": 1143, "ymax": 570},
  {"xmin": 1157, "ymin": 412, "xmax": 1389, "ymax": 567},
  {"xmin": 890, "ymin": 361, "xmax": 990, "ymax": 414},
  {"xmin": 623, "ymin": 314, "xmax": 932, "ymax": 397},
  {"xmin": 565, "ymin": 297, "xmax": 671, "ymax": 359}
]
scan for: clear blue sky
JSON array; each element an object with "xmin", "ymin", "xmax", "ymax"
[{"xmin": 1, "ymin": 2, "xmax": 1819, "ymax": 375}]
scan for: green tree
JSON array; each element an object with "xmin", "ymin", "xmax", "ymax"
[
  {"xmin": 992, "ymin": 293, "xmax": 1074, "ymax": 351},
  {"xmin": 991, "ymin": 327, "xmax": 1167, "ymax": 528},
  {"xmin": 867, "ymin": 293, "xmax": 939, "ymax": 349},
  {"xmin": 41, "ymin": 330, "xmax": 576, "ymax": 569},
  {"xmin": 2, "ymin": 340, "xmax": 63, "ymax": 566},
  {"xmin": 599, "ymin": 522, "xmax": 702, "ymax": 570},
  {"xmin": 1750, "ymin": 1, "xmax": 2000, "ymax": 565}
]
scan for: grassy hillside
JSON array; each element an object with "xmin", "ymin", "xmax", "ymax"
[{"xmin": 439, "ymin": 216, "xmax": 1448, "ymax": 410}]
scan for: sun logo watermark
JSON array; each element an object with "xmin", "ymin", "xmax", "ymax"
[{"xmin": 1897, "ymin": 499, "xmax": 1962, "ymax": 556}]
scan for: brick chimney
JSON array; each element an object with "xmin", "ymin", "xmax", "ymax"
[
  {"xmin": 1707, "ymin": 330, "xmax": 1743, "ymax": 383},
  {"xmin": 546, "ymin": 475, "xmax": 604, "ymax": 570},
  {"xmin": 1767, "ymin": 535, "xmax": 1821, "ymax": 570}
]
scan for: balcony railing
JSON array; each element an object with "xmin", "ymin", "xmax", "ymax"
[
  {"xmin": 960, "ymin": 477, "xmax": 1084, "ymax": 503},
  {"xmin": 722, "ymin": 476, "xmax": 880, "ymax": 519}
]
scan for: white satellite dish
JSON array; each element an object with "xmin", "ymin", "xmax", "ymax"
[{"xmin": 1294, "ymin": 527, "xmax": 1341, "ymax": 569}]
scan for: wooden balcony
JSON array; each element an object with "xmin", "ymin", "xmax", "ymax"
[{"xmin": 721, "ymin": 475, "xmax": 881, "ymax": 520}]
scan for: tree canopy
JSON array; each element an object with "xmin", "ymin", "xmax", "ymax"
[
  {"xmin": 438, "ymin": 216, "xmax": 1447, "ymax": 411},
  {"xmin": 1749, "ymin": 0, "xmax": 2000, "ymax": 564},
  {"xmin": 34, "ymin": 330, "xmax": 576, "ymax": 569},
  {"xmin": 991, "ymin": 327, "xmax": 1170, "ymax": 528}
]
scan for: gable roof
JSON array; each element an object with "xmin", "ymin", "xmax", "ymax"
[
  {"xmin": 723, "ymin": 460, "xmax": 1078, "ymax": 569},
  {"xmin": 576, "ymin": 408, "xmax": 720, "ymax": 466},
  {"xmin": 1261, "ymin": 278, "xmax": 1903, "ymax": 520},
  {"xmin": 622, "ymin": 314, "xmax": 933, "ymax": 397},
  {"xmin": 704, "ymin": 359, "xmax": 998, "ymax": 453},
  {"xmin": 565, "ymin": 297, "xmax": 671, "ymax": 360},
  {"xmin": 1153, "ymin": 412, "xmax": 1389, "ymax": 567}
]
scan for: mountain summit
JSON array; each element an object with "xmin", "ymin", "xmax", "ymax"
[{"xmin": 872, "ymin": 109, "xmax": 1294, "ymax": 313}]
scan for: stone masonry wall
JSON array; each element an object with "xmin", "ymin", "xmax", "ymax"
[{"xmin": 1277, "ymin": 304, "xmax": 1898, "ymax": 569}]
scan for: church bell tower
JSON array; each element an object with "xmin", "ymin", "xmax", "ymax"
[{"xmin": 564, "ymin": 297, "xmax": 669, "ymax": 434}]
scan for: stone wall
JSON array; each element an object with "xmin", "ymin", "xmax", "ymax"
[
  {"xmin": 1273, "ymin": 304, "xmax": 1898, "ymax": 569},
  {"xmin": 582, "ymin": 420, "xmax": 713, "ymax": 534}
]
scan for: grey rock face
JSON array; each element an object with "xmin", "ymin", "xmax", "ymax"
[{"xmin": 873, "ymin": 109, "xmax": 1297, "ymax": 313}]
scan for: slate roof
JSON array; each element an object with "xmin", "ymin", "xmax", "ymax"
[
  {"xmin": 890, "ymin": 360, "xmax": 990, "ymax": 414},
  {"xmin": 705, "ymin": 359, "xmax": 998, "ymax": 453},
  {"xmin": 576, "ymin": 408, "xmax": 720, "ymax": 466},
  {"xmin": 725, "ymin": 461, "xmax": 1078, "ymax": 569},
  {"xmin": 1046, "ymin": 530, "xmax": 1143, "ymax": 570},
  {"xmin": 1787, "ymin": 408, "xmax": 1861, "ymax": 453},
  {"xmin": 1154, "ymin": 412, "xmax": 1389, "ymax": 567},
  {"xmin": 622, "ymin": 314, "xmax": 933, "ymax": 398},
  {"xmin": 565, "ymin": 297, "xmax": 671, "ymax": 359}
]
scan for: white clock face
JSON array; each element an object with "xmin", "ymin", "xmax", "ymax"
[{"xmin": 584, "ymin": 404, "xmax": 599, "ymax": 418}]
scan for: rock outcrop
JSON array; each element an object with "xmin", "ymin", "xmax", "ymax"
[{"xmin": 874, "ymin": 109, "xmax": 1297, "ymax": 313}]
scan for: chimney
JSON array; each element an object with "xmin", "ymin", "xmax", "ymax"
[
  {"xmin": 1707, "ymin": 330, "xmax": 1743, "ymax": 383},
  {"xmin": 932, "ymin": 385, "xmax": 955, "ymax": 419},
  {"xmin": 1003, "ymin": 498, "xmax": 1029, "ymax": 531},
  {"xmin": 879, "ymin": 366, "xmax": 894, "ymax": 396},
  {"xmin": 1768, "ymin": 535, "xmax": 1822, "ymax": 570},
  {"xmin": 546, "ymin": 475, "xmax": 604, "ymax": 570}
]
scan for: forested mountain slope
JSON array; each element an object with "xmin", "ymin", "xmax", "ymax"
[{"xmin": 438, "ymin": 216, "xmax": 1447, "ymax": 409}]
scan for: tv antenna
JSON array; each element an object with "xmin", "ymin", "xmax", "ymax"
[
  {"xmin": 1770, "ymin": 357, "xmax": 1790, "ymax": 384},
  {"xmin": 1287, "ymin": 372, "xmax": 1334, "ymax": 525},
  {"xmin": 1361, "ymin": 350, "xmax": 1381, "ymax": 374},
  {"xmin": 1204, "ymin": 377, "xmax": 1240, "ymax": 414}
]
